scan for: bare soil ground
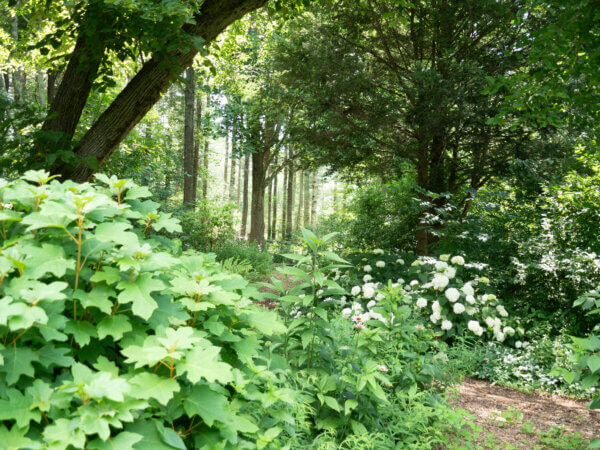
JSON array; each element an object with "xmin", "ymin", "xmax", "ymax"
[{"xmin": 451, "ymin": 377, "xmax": 600, "ymax": 449}]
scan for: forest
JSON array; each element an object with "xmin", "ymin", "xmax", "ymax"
[{"xmin": 0, "ymin": 0, "xmax": 599, "ymax": 448}]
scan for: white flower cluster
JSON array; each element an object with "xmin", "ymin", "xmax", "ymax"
[{"xmin": 407, "ymin": 255, "xmax": 516, "ymax": 341}]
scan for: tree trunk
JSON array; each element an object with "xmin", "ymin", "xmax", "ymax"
[
  {"xmin": 36, "ymin": 70, "xmax": 46, "ymax": 107},
  {"xmin": 267, "ymin": 173, "xmax": 272, "ymax": 240},
  {"xmin": 271, "ymin": 170, "xmax": 278, "ymax": 240},
  {"xmin": 52, "ymin": 0, "xmax": 268, "ymax": 182},
  {"xmin": 236, "ymin": 149, "xmax": 242, "ymax": 206},
  {"xmin": 296, "ymin": 170, "xmax": 304, "ymax": 230},
  {"xmin": 182, "ymin": 67, "xmax": 196, "ymax": 207},
  {"xmin": 193, "ymin": 87, "xmax": 202, "ymax": 199},
  {"xmin": 285, "ymin": 157, "xmax": 294, "ymax": 237},
  {"xmin": 281, "ymin": 159, "xmax": 288, "ymax": 236},
  {"xmin": 303, "ymin": 171, "xmax": 310, "ymax": 225},
  {"xmin": 311, "ymin": 171, "xmax": 318, "ymax": 226},
  {"xmin": 41, "ymin": 31, "xmax": 105, "ymax": 146},
  {"xmin": 241, "ymin": 152, "xmax": 250, "ymax": 236},
  {"xmin": 202, "ymin": 94, "xmax": 210, "ymax": 199},
  {"xmin": 249, "ymin": 148, "xmax": 269, "ymax": 246},
  {"xmin": 47, "ymin": 70, "xmax": 59, "ymax": 105},
  {"xmin": 229, "ymin": 136, "xmax": 236, "ymax": 202},
  {"xmin": 223, "ymin": 127, "xmax": 229, "ymax": 200}
]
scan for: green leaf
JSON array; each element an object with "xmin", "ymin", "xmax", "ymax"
[
  {"xmin": 588, "ymin": 354, "xmax": 600, "ymax": 373},
  {"xmin": 0, "ymin": 389, "xmax": 41, "ymax": 427},
  {"xmin": 155, "ymin": 423, "xmax": 186, "ymax": 450},
  {"xmin": 95, "ymin": 221, "xmax": 139, "ymax": 247},
  {"xmin": 98, "ymin": 315, "xmax": 132, "ymax": 341},
  {"xmin": 244, "ymin": 309, "xmax": 287, "ymax": 335},
  {"xmin": 117, "ymin": 273, "xmax": 165, "ymax": 319},
  {"xmin": 88, "ymin": 431, "xmax": 143, "ymax": 450},
  {"xmin": 129, "ymin": 373, "xmax": 180, "ymax": 405},
  {"xmin": 184, "ymin": 384, "xmax": 230, "ymax": 426},
  {"xmin": 65, "ymin": 320, "xmax": 98, "ymax": 346},
  {"xmin": 74, "ymin": 286, "xmax": 115, "ymax": 314},
  {"xmin": 152, "ymin": 213, "xmax": 182, "ymax": 233},
  {"xmin": 1, "ymin": 347, "xmax": 39, "ymax": 385},
  {"xmin": 27, "ymin": 379, "xmax": 53, "ymax": 412},
  {"xmin": 23, "ymin": 243, "xmax": 75, "ymax": 278},
  {"xmin": 345, "ymin": 399, "xmax": 358, "ymax": 415},
  {"xmin": 91, "ymin": 267, "xmax": 123, "ymax": 285},
  {"xmin": 43, "ymin": 418, "xmax": 86, "ymax": 449},
  {"xmin": 0, "ymin": 425, "xmax": 34, "ymax": 450},
  {"xmin": 177, "ymin": 345, "xmax": 233, "ymax": 384},
  {"xmin": 126, "ymin": 420, "xmax": 180, "ymax": 450}
]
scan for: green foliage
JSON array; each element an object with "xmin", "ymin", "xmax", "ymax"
[
  {"xmin": 317, "ymin": 179, "xmax": 419, "ymax": 252},
  {"xmin": 261, "ymin": 228, "xmax": 459, "ymax": 444},
  {"xmin": 174, "ymin": 200, "xmax": 236, "ymax": 252},
  {"xmin": 214, "ymin": 241, "xmax": 273, "ymax": 279},
  {"xmin": 0, "ymin": 171, "xmax": 294, "ymax": 448},
  {"xmin": 555, "ymin": 290, "xmax": 600, "ymax": 413},
  {"xmin": 439, "ymin": 158, "xmax": 600, "ymax": 334}
]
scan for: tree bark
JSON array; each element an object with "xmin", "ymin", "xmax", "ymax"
[
  {"xmin": 296, "ymin": 170, "xmax": 304, "ymax": 230},
  {"xmin": 249, "ymin": 148, "xmax": 269, "ymax": 246},
  {"xmin": 285, "ymin": 155, "xmax": 294, "ymax": 237},
  {"xmin": 303, "ymin": 171, "xmax": 310, "ymax": 225},
  {"xmin": 281, "ymin": 158, "xmax": 288, "ymax": 236},
  {"xmin": 267, "ymin": 172, "xmax": 273, "ymax": 239},
  {"xmin": 54, "ymin": 0, "xmax": 268, "ymax": 182},
  {"xmin": 241, "ymin": 152, "xmax": 250, "ymax": 236},
  {"xmin": 36, "ymin": 70, "xmax": 46, "ymax": 107},
  {"xmin": 41, "ymin": 32, "xmax": 104, "ymax": 146},
  {"xmin": 271, "ymin": 170, "xmax": 278, "ymax": 240},
  {"xmin": 229, "ymin": 133, "xmax": 236, "ymax": 202},
  {"xmin": 47, "ymin": 70, "xmax": 59, "ymax": 105},
  {"xmin": 193, "ymin": 87, "xmax": 202, "ymax": 199},
  {"xmin": 183, "ymin": 67, "xmax": 196, "ymax": 207},
  {"xmin": 311, "ymin": 171, "xmax": 318, "ymax": 226},
  {"xmin": 223, "ymin": 126, "xmax": 229, "ymax": 200},
  {"xmin": 202, "ymin": 94, "xmax": 210, "ymax": 199}
]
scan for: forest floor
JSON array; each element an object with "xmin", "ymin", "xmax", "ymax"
[{"xmin": 451, "ymin": 377, "xmax": 600, "ymax": 449}]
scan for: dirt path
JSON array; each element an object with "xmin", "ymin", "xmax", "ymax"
[{"xmin": 451, "ymin": 378, "xmax": 600, "ymax": 449}]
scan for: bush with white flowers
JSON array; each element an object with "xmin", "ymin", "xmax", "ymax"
[{"xmin": 404, "ymin": 254, "xmax": 522, "ymax": 342}]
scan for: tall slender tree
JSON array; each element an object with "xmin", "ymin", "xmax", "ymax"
[{"xmin": 182, "ymin": 67, "xmax": 196, "ymax": 207}]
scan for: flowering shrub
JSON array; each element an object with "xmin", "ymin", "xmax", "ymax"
[
  {"xmin": 340, "ymin": 250, "xmax": 522, "ymax": 343},
  {"xmin": 403, "ymin": 254, "xmax": 523, "ymax": 342},
  {"xmin": 261, "ymin": 230, "xmax": 446, "ymax": 441}
]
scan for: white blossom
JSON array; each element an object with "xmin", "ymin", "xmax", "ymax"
[
  {"xmin": 462, "ymin": 283, "xmax": 475, "ymax": 297},
  {"xmin": 363, "ymin": 274, "xmax": 373, "ymax": 283},
  {"xmin": 376, "ymin": 260, "xmax": 385, "ymax": 268},
  {"xmin": 440, "ymin": 254, "xmax": 450, "ymax": 262},
  {"xmin": 373, "ymin": 248, "xmax": 384, "ymax": 255},
  {"xmin": 441, "ymin": 320, "xmax": 453, "ymax": 330},
  {"xmin": 430, "ymin": 312, "xmax": 441, "ymax": 324},
  {"xmin": 342, "ymin": 308, "xmax": 352, "ymax": 317},
  {"xmin": 363, "ymin": 265, "xmax": 372, "ymax": 273},
  {"xmin": 451, "ymin": 255, "xmax": 465, "ymax": 266},
  {"xmin": 396, "ymin": 258, "xmax": 405, "ymax": 264},
  {"xmin": 375, "ymin": 293, "xmax": 385, "ymax": 301},
  {"xmin": 367, "ymin": 300, "xmax": 376, "ymax": 309},
  {"xmin": 410, "ymin": 280, "xmax": 419, "ymax": 286},
  {"xmin": 432, "ymin": 274, "xmax": 450, "ymax": 290},
  {"xmin": 468, "ymin": 320, "xmax": 483, "ymax": 336},
  {"xmin": 416, "ymin": 297, "xmax": 428, "ymax": 308},
  {"xmin": 445, "ymin": 288, "xmax": 460, "ymax": 302},
  {"xmin": 435, "ymin": 261, "xmax": 449, "ymax": 271},
  {"xmin": 496, "ymin": 305, "xmax": 508, "ymax": 317},
  {"xmin": 445, "ymin": 267, "xmax": 457, "ymax": 279},
  {"xmin": 479, "ymin": 276, "xmax": 490, "ymax": 284},
  {"xmin": 363, "ymin": 284, "xmax": 376, "ymax": 299},
  {"xmin": 378, "ymin": 364, "xmax": 389, "ymax": 372},
  {"xmin": 351, "ymin": 286, "xmax": 361, "ymax": 296},
  {"xmin": 453, "ymin": 302, "xmax": 465, "ymax": 314},
  {"xmin": 432, "ymin": 300, "xmax": 441, "ymax": 313},
  {"xmin": 465, "ymin": 295, "xmax": 476, "ymax": 305}
]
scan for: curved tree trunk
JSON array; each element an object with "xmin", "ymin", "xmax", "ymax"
[{"xmin": 53, "ymin": 0, "xmax": 267, "ymax": 182}]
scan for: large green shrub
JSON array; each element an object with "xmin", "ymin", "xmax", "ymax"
[
  {"xmin": 0, "ymin": 172, "xmax": 293, "ymax": 449},
  {"xmin": 174, "ymin": 200, "xmax": 237, "ymax": 252}
]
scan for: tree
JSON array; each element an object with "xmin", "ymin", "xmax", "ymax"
[
  {"xmin": 276, "ymin": 0, "xmax": 556, "ymax": 253},
  {"xmin": 182, "ymin": 67, "xmax": 196, "ymax": 207},
  {"xmin": 31, "ymin": 0, "xmax": 269, "ymax": 181}
]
